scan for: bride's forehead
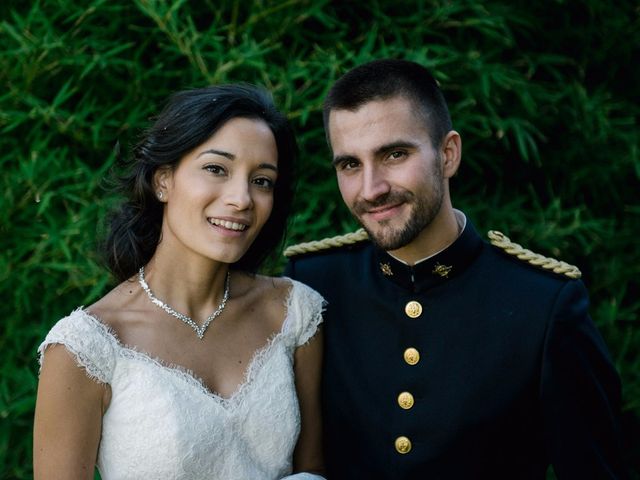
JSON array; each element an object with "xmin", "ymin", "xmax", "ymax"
[{"xmin": 179, "ymin": 120, "xmax": 278, "ymax": 166}]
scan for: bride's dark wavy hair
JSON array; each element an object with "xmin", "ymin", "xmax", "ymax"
[{"xmin": 104, "ymin": 84, "xmax": 297, "ymax": 282}]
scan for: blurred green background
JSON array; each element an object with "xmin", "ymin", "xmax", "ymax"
[{"xmin": 1, "ymin": 1, "xmax": 638, "ymax": 478}]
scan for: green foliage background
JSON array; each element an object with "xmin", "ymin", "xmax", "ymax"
[{"xmin": 1, "ymin": 1, "xmax": 638, "ymax": 478}]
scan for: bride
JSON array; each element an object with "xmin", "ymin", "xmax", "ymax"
[{"xmin": 33, "ymin": 85, "xmax": 324, "ymax": 479}]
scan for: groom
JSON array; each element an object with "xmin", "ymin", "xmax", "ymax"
[{"xmin": 285, "ymin": 59, "xmax": 626, "ymax": 478}]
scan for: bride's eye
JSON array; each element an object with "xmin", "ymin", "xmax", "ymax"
[
  {"xmin": 204, "ymin": 164, "xmax": 226, "ymax": 176},
  {"xmin": 252, "ymin": 176, "xmax": 275, "ymax": 190}
]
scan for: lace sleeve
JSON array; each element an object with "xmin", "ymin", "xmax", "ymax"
[
  {"xmin": 282, "ymin": 279, "xmax": 325, "ymax": 348},
  {"xmin": 38, "ymin": 308, "xmax": 116, "ymax": 384}
]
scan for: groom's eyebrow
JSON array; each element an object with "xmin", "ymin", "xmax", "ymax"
[
  {"xmin": 332, "ymin": 154, "xmax": 357, "ymax": 167},
  {"xmin": 331, "ymin": 140, "xmax": 419, "ymax": 167},
  {"xmin": 374, "ymin": 140, "xmax": 418, "ymax": 155}
]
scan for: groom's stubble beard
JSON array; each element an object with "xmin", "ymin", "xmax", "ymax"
[{"xmin": 350, "ymin": 154, "xmax": 445, "ymax": 252}]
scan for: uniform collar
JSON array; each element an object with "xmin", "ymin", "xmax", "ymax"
[{"xmin": 374, "ymin": 217, "xmax": 483, "ymax": 292}]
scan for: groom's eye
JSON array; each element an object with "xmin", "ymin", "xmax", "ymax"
[
  {"xmin": 341, "ymin": 159, "xmax": 360, "ymax": 170},
  {"xmin": 389, "ymin": 150, "xmax": 406, "ymax": 160}
]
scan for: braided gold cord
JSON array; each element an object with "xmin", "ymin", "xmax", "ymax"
[
  {"xmin": 284, "ymin": 229, "xmax": 369, "ymax": 257},
  {"xmin": 487, "ymin": 230, "xmax": 581, "ymax": 279}
]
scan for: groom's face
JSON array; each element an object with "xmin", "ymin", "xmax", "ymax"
[{"xmin": 328, "ymin": 95, "xmax": 446, "ymax": 252}]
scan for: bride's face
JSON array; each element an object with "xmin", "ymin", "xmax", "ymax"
[{"xmin": 156, "ymin": 117, "xmax": 278, "ymax": 264}]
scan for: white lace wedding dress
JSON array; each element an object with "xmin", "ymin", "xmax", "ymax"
[{"xmin": 38, "ymin": 279, "xmax": 324, "ymax": 480}]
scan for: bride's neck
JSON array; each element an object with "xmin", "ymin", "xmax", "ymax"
[{"xmin": 142, "ymin": 248, "xmax": 230, "ymax": 317}]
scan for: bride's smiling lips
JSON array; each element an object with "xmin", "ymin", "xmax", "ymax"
[{"xmin": 207, "ymin": 216, "xmax": 250, "ymax": 235}]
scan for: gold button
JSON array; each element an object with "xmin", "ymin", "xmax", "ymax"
[
  {"xmin": 403, "ymin": 347, "xmax": 420, "ymax": 365},
  {"xmin": 395, "ymin": 436, "xmax": 412, "ymax": 454},
  {"xmin": 405, "ymin": 300, "xmax": 423, "ymax": 318},
  {"xmin": 397, "ymin": 391, "xmax": 415, "ymax": 409}
]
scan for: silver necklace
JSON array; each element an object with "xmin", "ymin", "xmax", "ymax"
[{"xmin": 138, "ymin": 266, "xmax": 230, "ymax": 340}]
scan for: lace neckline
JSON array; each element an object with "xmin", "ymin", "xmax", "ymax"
[{"xmin": 78, "ymin": 280, "xmax": 298, "ymax": 408}]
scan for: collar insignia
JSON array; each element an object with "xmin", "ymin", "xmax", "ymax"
[
  {"xmin": 380, "ymin": 262, "xmax": 393, "ymax": 276},
  {"xmin": 432, "ymin": 262, "xmax": 452, "ymax": 278}
]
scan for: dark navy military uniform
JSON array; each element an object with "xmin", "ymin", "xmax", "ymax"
[{"xmin": 285, "ymin": 218, "xmax": 625, "ymax": 479}]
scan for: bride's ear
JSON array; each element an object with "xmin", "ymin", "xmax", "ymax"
[{"xmin": 153, "ymin": 167, "xmax": 172, "ymax": 202}]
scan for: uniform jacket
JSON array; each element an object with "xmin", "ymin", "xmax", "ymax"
[{"xmin": 285, "ymin": 219, "xmax": 625, "ymax": 479}]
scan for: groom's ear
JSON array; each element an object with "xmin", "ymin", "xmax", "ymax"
[{"xmin": 441, "ymin": 130, "xmax": 461, "ymax": 179}]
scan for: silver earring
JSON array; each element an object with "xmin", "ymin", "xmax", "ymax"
[{"xmin": 157, "ymin": 191, "xmax": 163, "ymax": 199}]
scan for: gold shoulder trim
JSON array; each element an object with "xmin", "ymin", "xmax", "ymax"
[
  {"xmin": 487, "ymin": 230, "xmax": 581, "ymax": 279},
  {"xmin": 284, "ymin": 229, "xmax": 369, "ymax": 258}
]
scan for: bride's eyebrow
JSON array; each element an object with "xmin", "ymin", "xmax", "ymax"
[
  {"xmin": 197, "ymin": 149, "xmax": 234, "ymax": 160},
  {"xmin": 198, "ymin": 149, "xmax": 278, "ymax": 173},
  {"xmin": 258, "ymin": 163, "xmax": 278, "ymax": 173}
]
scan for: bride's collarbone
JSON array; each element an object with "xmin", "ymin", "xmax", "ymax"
[{"xmin": 85, "ymin": 273, "xmax": 292, "ymax": 397}]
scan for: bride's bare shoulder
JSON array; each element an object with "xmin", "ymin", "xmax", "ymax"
[
  {"xmin": 232, "ymin": 272, "xmax": 290, "ymax": 296},
  {"xmin": 231, "ymin": 273, "xmax": 291, "ymax": 324},
  {"xmin": 85, "ymin": 279, "xmax": 143, "ymax": 330}
]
